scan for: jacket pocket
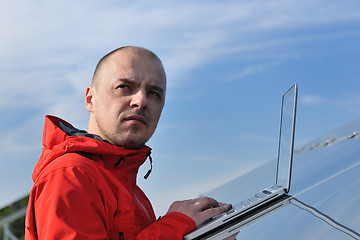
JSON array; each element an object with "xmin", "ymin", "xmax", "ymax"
[{"xmin": 110, "ymin": 223, "xmax": 148, "ymax": 239}]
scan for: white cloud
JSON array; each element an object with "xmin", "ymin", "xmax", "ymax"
[
  {"xmin": 301, "ymin": 92, "xmax": 360, "ymax": 114},
  {"xmin": 302, "ymin": 95, "xmax": 323, "ymax": 105},
  {"xmin": 0, "ymin": 114, "xmax": 43, "ymax": 163},
  {"xmin": 2, "ymin": 0, "xmax": 360, "ymax": 86},
  {"xmin": 226, "ymin": 60, "xmax": 283, "ymax": 81}
]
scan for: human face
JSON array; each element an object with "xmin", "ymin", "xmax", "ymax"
[{"xmin": 86, "ymin": 51, "xmax": 166, "ymax": 149}]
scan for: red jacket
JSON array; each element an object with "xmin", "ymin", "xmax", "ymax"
[{"xmin": 25, "ymin": 115, "xmax": 195, "ymax": 239}]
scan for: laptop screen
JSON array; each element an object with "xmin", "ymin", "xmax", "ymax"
[{"xmin": 276, "ymin": 83, "xmax": 297, "ymax": 192}]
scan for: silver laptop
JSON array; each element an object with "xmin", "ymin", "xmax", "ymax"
[
  {"xmin": 185, "ymin": 83, "xmax": 298, "ymax": 240},
  {"xmin": 203, "ymin": 196, "xmax": 291, "ymax": 240}
]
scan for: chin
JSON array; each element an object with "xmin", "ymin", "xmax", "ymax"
[
  {"xmin": 122, "ymin": 142, "xmax": 146, "ymax": 150},
  {"xmin": 117, "ymin": 138, "xmax": 147, "ymax": 150}
]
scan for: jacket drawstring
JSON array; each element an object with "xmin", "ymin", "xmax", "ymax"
[{"xmin": 144, "ymin": 151, "xmax": 153, "ymax": 179}]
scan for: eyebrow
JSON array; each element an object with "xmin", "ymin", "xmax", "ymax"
[
  {"xmin": 149, "ymin": 84, "xmax": 165, "ymax": 94},
  {"xmin": 117, "ymin": 78, "xmax": 165, "ymax": 94}
]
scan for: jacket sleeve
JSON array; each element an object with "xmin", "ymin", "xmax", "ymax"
[{"xmin": 135, "ymin": 212, "xmax": 196, "ymax": 240}]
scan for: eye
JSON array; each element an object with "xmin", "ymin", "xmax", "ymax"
[
  {"xmin": 148, "ymin": 90, "xmax": 161, "ymax": 99},
  {"xmin": 115, "ymin": 84, "xmax": 133, "ymax": 96},
  {"xmin": 117, "ymin": 84, "xmax": 131, "ymax": 90},
  {"xmin": 116, "ymin": 85, "xmax": 134, "ymax": 94}
]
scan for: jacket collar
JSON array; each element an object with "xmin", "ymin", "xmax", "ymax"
[{"xmin": 33, "ymin": 115, "xmax": 152, "ymax": 181}]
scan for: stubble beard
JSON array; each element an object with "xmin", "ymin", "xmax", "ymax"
[{"xmin": 95, "ymin": 115, "xmax": 148, "ymax": 149}]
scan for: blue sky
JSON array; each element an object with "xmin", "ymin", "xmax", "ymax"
[{"xmin": 1, "ymin": 0, "xmax": 360, "ymax": 215}]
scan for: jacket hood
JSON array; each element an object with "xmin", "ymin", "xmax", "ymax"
[{"xmin": 33, "ymin": 115, "xmax": 152, "ymax": 181}]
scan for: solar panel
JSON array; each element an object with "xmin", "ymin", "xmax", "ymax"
[{"xmin": 204, "ymin": 118, "xmax": 360, "ymax": 239}]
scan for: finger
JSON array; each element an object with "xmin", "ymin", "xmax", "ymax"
[
  {"xmin": 209, "ymin": 203, "xmax": 232, "ymax": 215},
  {"xmin": 193, "ymin": 204, "xmax": 232, "ymax": 227},
  {"xmin": 219, "ymin": 202, "xmax": 233, "ymax": 208},
  {"xmin": 201, "ymin": 204, "xmax": 232, "ymax": 220},
  {"xmin": 196, "ymin": 197, "xmax": 220, "ymax": 211}
]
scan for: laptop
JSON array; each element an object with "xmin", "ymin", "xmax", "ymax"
[
  {"xmin": 203, "ymin": 196, "xmax": 291, "ymax": 240},
  {"xmin": 184, "ymin": 83, "xmax": 298, "ymax": 240}
]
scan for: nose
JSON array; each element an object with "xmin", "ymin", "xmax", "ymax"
[{"xmin": 130, "ymin": 89, "xmax": 148, "ymax": 109}]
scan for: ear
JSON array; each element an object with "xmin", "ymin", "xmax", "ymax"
[{"xmin": 85, "ymin": 85, "xmax": 95, "ymax": 112}]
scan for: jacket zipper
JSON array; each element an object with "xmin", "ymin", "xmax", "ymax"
[
  {"xmin": 133, "ymin": 169, "xmax": 152, "ymax": 223},
  {"xmin": 134, "ymin": 191, "xmax": 152, "ymax": 223}
]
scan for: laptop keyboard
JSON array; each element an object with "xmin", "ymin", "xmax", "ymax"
[{"xmin": 227, "ymin": 189, "xmax": 273, "ymax": 214}]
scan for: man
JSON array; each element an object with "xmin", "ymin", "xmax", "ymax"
[{"xmin": 25, "ymin": 46, "xmax": 231, "ymax": 239}]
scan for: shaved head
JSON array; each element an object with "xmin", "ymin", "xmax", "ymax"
[{"xmin": 92, "ymin": 46, "xmax": 166, "ymax": 88}]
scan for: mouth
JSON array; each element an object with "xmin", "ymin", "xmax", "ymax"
[{"xmin": 124, "ymin": 115, "xmax": 147, "ymax": 126}]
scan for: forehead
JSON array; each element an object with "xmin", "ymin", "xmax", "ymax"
[{"xmin": 104, "ymin": 50, "xmax": 166, "ymax": 88}]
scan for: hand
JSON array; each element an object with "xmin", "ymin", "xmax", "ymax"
[{"xmin": 166, "ymin": 197, "xmax": 232, "ymax": 227}]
